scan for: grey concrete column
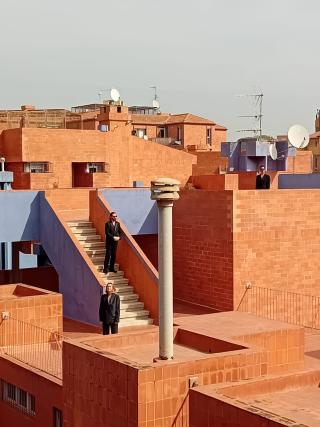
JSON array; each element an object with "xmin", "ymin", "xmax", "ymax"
[{"xmin": 151, "ymin": 178, "xmax": 180, "ymax": 360}]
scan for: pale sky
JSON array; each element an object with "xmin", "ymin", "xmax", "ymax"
[{"xmin": 1, "ymin": 0, "xmax": 319, "ymax": 139}]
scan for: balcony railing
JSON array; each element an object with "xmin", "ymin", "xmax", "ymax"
[
  {"xmin": 0, "ymin": 316, "xmax": 63, "ymax": 379},
  {"xmin": 237, "ymin": 285, "xmax": 320, "ymax": 330},
  {"xmin": 149, "ymin": 137, "xmax": 181, "ymax": 146}
]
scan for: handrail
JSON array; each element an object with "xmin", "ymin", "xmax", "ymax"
[
  {"xmin": 89, "ymin": 189, "xmax": 159, "ymax": 323},
  {"xmin": 237, "ymin": 285, "xmax": 320, "ymax": 330},
  {"xmin": 0, "ymin": 316, "xmax": 63, "ymax": 379}
]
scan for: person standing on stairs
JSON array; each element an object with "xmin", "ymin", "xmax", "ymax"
[
  {"xmin": 103, "ymin": 211, "xmax": 122, "ymax": 274},
  {"xmin": 99, "ymin": 283, "xmax": 120, "ymax": 335}
]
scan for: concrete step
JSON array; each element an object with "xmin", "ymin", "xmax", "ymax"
[
  {"xmin": 71, "ymin": 227, "xmax": 97, "ymax": 235},
  {"xmin": 120, "ymin": 310, "xmax": 149, "ymax": 319},
  {"xmin": 119, "ymin": 318, "xmax": 153, "ymax": 327},
  {"xmin": 67, "ymin": 221, "xmax": 92, "ymax": 228},
  {"xmin": 86, "ymin": 248, "xmax": 106, "ymax": 256},
  {"xmin": 120, "ymin": 301, "xmax": 144, "ymax": 310},
  {"xmin": 91, "ymin": 256, "xmax": 106, "ymax": 264},
  {"xmin": 98, "ymin": 270, "xmax": 124, "ymax": 278},
  {"xmin": 114, "ymin": 285, "xmax": 134, "ymax": 294},
  {"xmin": 118, "ymin": 294, "xmax": 139, "ymax": 302},
  {"xmin": 81, "ymin": 241, "xmax": 105, "ymax": 249},
  {"xmin": 102, "ymin": 277, "xmax": 128, "ymax": 285},
  {"xmin": 76, "ymin": 234, "xmax": 102, "ymax": 242}
]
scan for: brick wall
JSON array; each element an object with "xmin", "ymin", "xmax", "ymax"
[
  {"xmin": 0, "ymin": 284, "xmax": 62, "ymax": 334},
  {"xmin": 173, "ymin": 189, "xmax": 320, "ymax": 313},
  {"xmin": 0, "ymin": 357, "xmax": 62, "ymax": 427},
  {"xmin": 233, "ymin": 189, "xmax": 320, "ymax": 306},
  {"xmin": 189, "ymin": 174, "xmax": 238, "ymax": 190},
  {"xmin": 192, "ymin": 152, "xmax": 228, "ymax": 176},
  {"xmin": 63, "ymin": 342, "xmax": 139, "ymax": 427},
  {"xmin": 173, "ymin": 190, "xmax": 234, "ymax": 311},
  {"xmin": 1, "ymin": 127, "xmax": 195, "ymax": 189}
]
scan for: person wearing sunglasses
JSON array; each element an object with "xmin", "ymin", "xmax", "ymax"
[
  {"xmin": 103, "ymin": 211, "xmax": 122, "ymax": 274},
  {"xmin": 256, "ymin": 165, "xmax": 270, "ymax": 189}
]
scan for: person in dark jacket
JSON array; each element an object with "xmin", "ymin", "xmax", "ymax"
[
  {"xmin": 256, "ymin": 165, "xmax": 270, "ymax": 189},
  {"xmin": 103, "ymin": 211, "xmax": 122, "ymax": 274},
  {"xmin": 99, "ymin": 283, "xmax": 120, "ymax": 335}
]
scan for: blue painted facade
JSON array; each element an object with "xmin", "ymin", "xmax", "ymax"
[
  {"xmin": 279, "ymin": 174, "xmax": 320, "ymax": 189},
  {"xmin": 221, "ymin": 138, "xmax": 296, "ymax": 172},
  {"xmin": 39, "ymin": 195, "xmax": 102, "ymax": 324},
  {"xmin": 101, "ymin": 188, "xmax": 158, "ymax": 235},
  {"xmin": 0, "ymin": 191, "xmax": 40, "ymax": 242}
]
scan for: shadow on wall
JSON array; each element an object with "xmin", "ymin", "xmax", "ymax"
[
  {"xmin": 39, "ymin": 193, "xmax": 103, "ymax": 325},
  {"xmin": 0, "ymin": 191, "xmax": 41, "ymax": 243},
  {"xmin": 101, "ymin": 189, "xmax": 158, "ymax": 235}
]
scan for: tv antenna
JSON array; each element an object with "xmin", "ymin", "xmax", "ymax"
[
  {"xmin": 236, "ymin": 93, "xmax": 263, "ymax": 137},
  {"xmin": 98, "ymin": 89, "xmax": 109, "ymax": 103},
  {"xmin": 150, "ymin": 86, "xmax": 160, "ymax": 109}
]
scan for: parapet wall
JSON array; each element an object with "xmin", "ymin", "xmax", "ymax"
[{"xmin": 173, "ymin": 189, "xmax": 320, "ymax": 311}]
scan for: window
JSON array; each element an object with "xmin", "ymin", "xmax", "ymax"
[
  {"xmin": 117, "ymin": 106, "xmax": 122, "ymax": 113},
  {"xmin": 2, "ymin": 380, "xmax": 35, "ymax": 416},
  {"xmin": 86, "ymin": 162, "xmax": 105, "ymax": 173},
  {"xmin": 53, "ymin": 407, "xmax": 63, "ymax": 427},
  {"xmin": 177, "ymin": 127, "xmax": 181, "ymax": 141},
  {"xmin": 24, "ymin": 162, "xmax": 51, "ymax": 173},
  {"xmin": 207, "ymin": 128, "xmax": 212, "ymax": 146},
  {"xmin": 136, "ymin": 128, "xmax": 146, "ymax": 139},
  {"xmin": 158, "ymin": 127, "xmax": 166, "ymax": 138}
]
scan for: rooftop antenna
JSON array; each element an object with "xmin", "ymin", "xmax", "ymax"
[
  {"xmin": 150, "ymin": 86, "xmax": 160, "ymax": 110},
  {"xmin": 236, "ymin": 93, "xmax": 263, "ymax": 138},
  {"xmin": 98, "ymin": 89, "xmax": 108, "ymax": 103}
]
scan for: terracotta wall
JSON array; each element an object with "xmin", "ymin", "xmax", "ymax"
[
  {"xmin": 173, "ymin": 190, "xmax": 234, "ymax": 311},
  {"xmin": 1, "ymin": 127, "xmax": 195, "ymax": 189},
  {"xmin": 173, "ymin": 188, "xmax": 320, "ymax": 312},
  {"xmin": 0, "ymin": 285, "xmax": 62, "ymax": 333},
  {"xmin": 192, "ymin": 152, "xmax": 228, "ymax": 176},
  {"xmin": 188, "ymin": 174, "xmax": 238, "ymax": 190},
  {"xmin": 133, "ymin": 235, "xmax": 158, "ymax": 269},
  {"xmin": 212, "ymin": 128, "xmax": 227, "ymax": 152},
  {"xmin": 287, "ymin": 150, "xmax": 313, "ymax": 173},
  {"xmin": 233, "ymin": 189, "xmax": 320, "ymax": 306},
  {"xmin": 0, "ymin": 357, "xmax": 62, "ymax": 427},
  {"xmin": 0, "ymin": 267, "xmax": 59, "ymax": 292},
  {"xmin": 189, "ymin": 389, "xmax": 286, "ymax": 427},
  {"xmin": 63, "ymin": 341, "xmax": 139, "ymax": 427},
  {"xmin": 89, "ymin": 190, "xmax": 159, "ymax": 323}
]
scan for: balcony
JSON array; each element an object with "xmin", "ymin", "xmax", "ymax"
[{"xmin": 149, "ymin": 137, "xmax": 181, "ymax": 146}]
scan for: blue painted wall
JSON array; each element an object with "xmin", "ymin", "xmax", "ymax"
[
  {"xmin": 39, "ymin": 194, "xmax": 102, "ymax": 325},
  {"xmin": 279, "ymin": 174, "xmax": 320, "ymax": 189},
  {"xmin": 101, "ymin": 189, "xmax": 158, "ymax": 235},
  {"xmin": 0, "ymin": 191, "xmax": 40, "ymax": 242}
]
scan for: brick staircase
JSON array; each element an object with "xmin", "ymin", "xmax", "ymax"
[{"xmin": 67, "ymin": 220, "xmax": 153, "ymax": 328}]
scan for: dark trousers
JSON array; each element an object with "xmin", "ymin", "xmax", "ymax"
[
  {"xmin": 104, "ymin": 240, "xmax": 118, "ymax": 272},
  {"xmin": 102, "ymin": 322, "xmax": 118, "ymax": 335}
]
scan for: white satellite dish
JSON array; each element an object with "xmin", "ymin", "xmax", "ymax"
[
  {"xmin": 269, "ymin": 144, "xmax": 278, "ymax": 160},
  {"xmin": 110, "ymin": 88, "xmax": 120, "ymax": 102},
  {"xmin": 152, "ymin": 99, "xmax": 160, "ymax": 109},
  {"xmin": 288, "ymin": 125, "xmax": 309, "ymax": 149}
]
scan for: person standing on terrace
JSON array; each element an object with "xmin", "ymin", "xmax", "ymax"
[
  {"xmin": 103, "ymin": 211, "xmax": 121, "ymax": 274},
  {"xmin": 256, "ymin": 165, "xmax": 270, "ymax": 189},
  {"xmin": 99, "ymin": 283, "xmax": 120, "ymax": 335}
]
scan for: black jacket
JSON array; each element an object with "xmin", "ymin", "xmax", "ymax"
[
  {"xmin": 256, "ymin": 174, "xmax": 270, "ymax": 189},
  {"xmin": 99, "ymin": 293, "xmax": 120, "ymax": 324},
  {"xmin": 105, "ymin": 220, "xmax": 122, "ymax": 243}
]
